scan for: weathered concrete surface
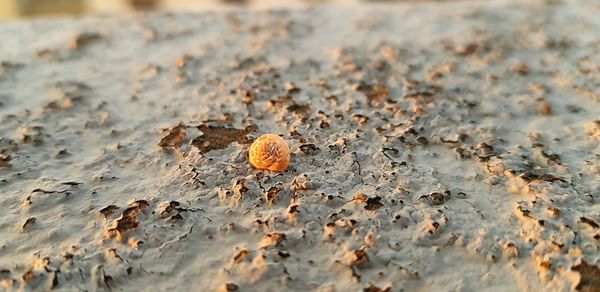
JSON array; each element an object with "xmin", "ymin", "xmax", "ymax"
[{"xmin": 0, "ymin": 0, "xmax": 599, "ymax": 290}]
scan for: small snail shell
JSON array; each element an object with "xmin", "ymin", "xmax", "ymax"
[{"xmin": 249, "ymin": 134, "xmax": 290, "ymax": 172}]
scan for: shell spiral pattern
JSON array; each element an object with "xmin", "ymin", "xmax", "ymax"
[{"xmin": 248, "ymin": 134, "xmax": 290, "ymax": 172}]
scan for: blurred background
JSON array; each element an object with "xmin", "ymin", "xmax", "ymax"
[{"xmin": 0, "ymin": 0, "xmax": 457, "ymax": 20}]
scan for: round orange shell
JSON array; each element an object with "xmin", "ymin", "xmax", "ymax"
[{"xmin": 248, "ymin": 134, "xmax": 290, "ymax": 172}]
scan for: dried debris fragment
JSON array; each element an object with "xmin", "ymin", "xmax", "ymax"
[
  {"xmin": 45, "ymin": 81, "xmax": 91, "ymax": 111},
  {"xmin": 352, "ymin": 192, "xmax": 368, "ymax": 203},
  {"xmin": 283, "ymin": 82, "xmax": 301, "ymax": 94},
  {"xmin": 191, "ymin": 124, "xmax": 257, "ymax": 154},
  {"xmin": 43, "ymin": 98, "xmax": 77, "ymax": 112},
  {"xmin": 351, "ymin": 114, "xmax": 369, "ymax": 124},
  {"xmin": 0, "ymin": 138, "xmax": 17, "ymax": 168},
  {"xmin": 355, "ymin": 83, "xmax": 390, "ymax": 108},
  {"xmin": 261, "ymin": 232, "xmax": 286, "ymax": 248},
  {"xmin": 418, "ymin": 192, "xmax": 446, "ymax": 205},
  {"xmin": 99, "ymin": 205, "xmax": 119, "ymax": 218},
  {"xmin": 36, "ymin": 48, "xmax": 61, "ymax": 61},
  {"xmin": 233, "ymin": 249, "xmax": 249, "ymax": 263},
  {"xmin": 502, "ymin": 242, "xmax": 520, "ymax": 258},
  {"xmin": 0, "ymin": 61, "xmax": 24, "ymax": 74},
  {"xmin": 265, "ymin": 186, "xmax": 282, "ymax": 204},
  {"xmin": 364, "ymin": 284, "xmax": 392, "ymax": 292},
  {"xmin": 21, "ymin": 217, "xmax": 36, "ymax": 231},
  {"xmin": 473, "ymin": 142, "xmax": 496, "ymax": 161},
  {"xmin": 572, "ymin": 261, "xmax": 600, "ymax": 292},
  {"xmin": 291, "ymin": 175, "xmax": 316, "ymax": 191},
  {"xmin": 232, "ymin": 179, "xmax": 249, "ymax": 197},
  {"xmin": 453, "ymin": 43, "xmax": 480, "ymax": 56},
  {"xmin": 539, "ymin": 260, "xmax": 552, "ymax": 270},
  {"xmin": 512, "ymin": 63, "xmax": 529, "ymax": 75},
  {"xmin": 515, "ymin": 205, "xmax": 534, "ymax": 220},
  {"xmin": 158, "ymin": 124, "xmax": 186, "ymax": 149},
  {"xmin": 129, "ymin": 200, "xmax": 149, "ymax": 210},
  {"xmin": 268, "ymin": 95, "xmax": 294, "ymax": 109},
  {"xmin": 70, "ymin": 32, "xmax": 103, "ymax": 50},
  {"xmin": 18, "ymin": 126, "xmax": 45, "ymax": 146},
  {"xmin": 111, "ymin": 208, "xmax": 140, "ymax": 234},
  {"xmin": 20, "ymin": 270, "xmax": 36, "ymax": 283},
  {"xmin": 584, "ymin": 120, "xmax": 600, "ymax": 138},
  {"xmin": 346, "ymin": 248, "xmax": 369, "ymax": 267},
  {"xmin": 106, "ymin": 201, "xmax": 148, "ymax": 239},
  {"xmin": 365, "ymin": 196, "xmax": 384, "ymax": 211},
  {"xmin": 218, "ymin": 283, "xmax": 239, "ymax": 292},
  {"xmin": 540, "ymin": 150, "xmax": 561, "ymax": 164},
  {"xmin": 299, "ymin": 144, "xmax": 318, "ymax": 155},
  {"xmin": 287, "ymin": 204, "xmax": 300, "ymax": 224},
  {"xmin": 579, "ymin": 217, "xmax": 599, "ymax": 229},
  {"xmin": 517, "ymin": 172, "xmax": 565, "ymax": 184},
  {"xmin": 0, "ymin": 269, "xmax": 14, "ymax": 288},
  {"xmin": 156, "ymin": 201, "xmax": 181, "ymax": 218},
  {"xmin": 0, "ymin": 153, "xmax": 11, "ymax": 168},
  {"xmin": 546, "ymin": 207, "xmax": 560, "ymax": 218},
  {"xmin": 403, "ymin": 90, "xmax": 436, "ymax": 105},
  {"xmin": 175, "ymin": 54, "xmax": 194, "ymax": 69},
  {"xmin": 286, "ymin": 104, "xmax": 311, "ymax": 116},
  {"xmin": 537, "ymin": 99, "xmax": 552, "ymax": 115}
]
